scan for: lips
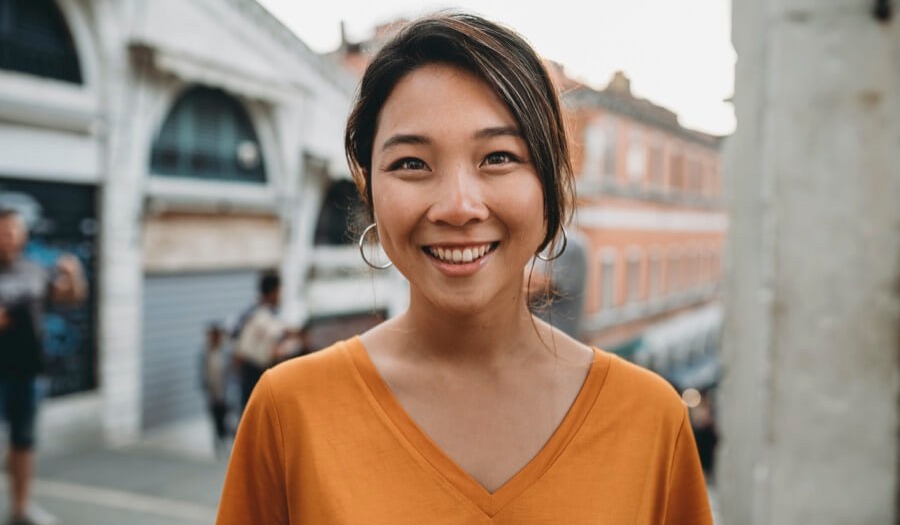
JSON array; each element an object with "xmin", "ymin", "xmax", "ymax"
[{"xmin": 424, "ymin": 242, "xmax": 499, "ymax": 264}]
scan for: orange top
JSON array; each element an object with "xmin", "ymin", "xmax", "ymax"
[{"xmin": 216, "ymin": 337, "xmax": 713, "ymax": 524}]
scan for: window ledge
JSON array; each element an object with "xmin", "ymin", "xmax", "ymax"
[
  {"xmin": 0, "ymin": 70, "xmax": 99, "ymax": 134},
  {"xmin": 145, "ymin": 176, "xmax": 279, "ymax": 214}
]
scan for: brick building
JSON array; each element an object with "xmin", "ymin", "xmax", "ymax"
[{"xmin": 563, "ymin": 70, "xmax": 726, "ymax": 384}]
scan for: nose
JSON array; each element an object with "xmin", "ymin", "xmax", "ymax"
[{"xmin": 425, "ymin": 165, "xmax": 490, "ymax": 227}]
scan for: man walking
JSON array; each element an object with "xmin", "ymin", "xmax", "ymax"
[
  {"xmin": 232, "ymin": 271, "xmax": 292, "ymax": 411},
  {"xmin": 0, "ymin": 208, "xmax": 86, "ymax": 525}
]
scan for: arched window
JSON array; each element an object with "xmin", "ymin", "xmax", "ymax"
[
  {"xmin": 604, "ymin": 119, "xmax": 618, "ymax": 182},
  {"xmin": 150, "ymin": 86, "xmax": 266, "ymax": 183},
  {"xmin": 581, "ymin": 118, "xmax": 606, "ymax": 183},
  {"xmin": 648, "ymin": 247, "xmax": 663, "ymax": 299},
  {"xmin": 598, "ymin": 248, "xmax": 617, "ymax": 311},
  {"xmin": 626, "ymin": 127, "xmax": 646, "ymax": 186},
  {"xmin": 0, "ymin": 0, "xmax": 82, "ymax": 83},
  {"xmin": 649, "ymin": 134, "xmax": 664, "ymax": 189},
  {"xmin": 314, "ymin": 180, "xmax": 363, "ymax": 246},
  {"xmin": 667, "ymin": 248, "xmax": 682, "ymax": 294},
  {"xmin": 626, "ymin": 247, "xmax": 643, "ymax": 304}
]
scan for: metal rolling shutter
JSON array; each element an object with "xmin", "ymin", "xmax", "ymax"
[{"xmin": 141, "ymin": 270, "xmax": 257, "ymax": 430}]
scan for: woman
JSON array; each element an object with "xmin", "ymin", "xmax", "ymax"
[{"xmin": 217, "ymin": 13, "xmax": 713, "ymax": 524}]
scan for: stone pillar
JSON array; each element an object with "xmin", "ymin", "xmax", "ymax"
[
  {"xmin": 95, "ymin": 0, "xmax": 146, "ymax": 445},
  {"xmin": 720, "ymin": 1, "xmax": 900, "ymax": 524}
]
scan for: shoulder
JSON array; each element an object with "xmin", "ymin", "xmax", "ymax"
[
  {"xmin": 605, "ymin": 352, "xmax": 680, "ymax": 398},
  {"xmin": 597, "ymin": 350, "xmax": 687, "ymax": 426},
  {"xmin": 263, "ymin": 337, "xmax": 361, "ymax": 398},
  {"xmin": 244, "ymin": 306, "xmax": 270, "ymax": 322}
]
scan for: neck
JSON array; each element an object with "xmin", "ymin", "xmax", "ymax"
[{"xmin": 396, "ymin": 292, "xmax": 545, "ymax": 366}]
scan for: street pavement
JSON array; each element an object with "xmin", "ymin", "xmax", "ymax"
[
  {"xmin": 2, "ymin": 417, "xmax": 722, "ymax": 524},
  {"xmin": 0, "ymin": 418, "xmax": 227, "ymax": 525}
]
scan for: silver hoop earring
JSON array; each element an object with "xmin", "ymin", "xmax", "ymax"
[
  {"xmin": 358, "ymin": 223, "xmax": 393, "ymax": 269},
  {"xmin": 536, "ymin": 225, "xmax": 568, "ymax": 262}
]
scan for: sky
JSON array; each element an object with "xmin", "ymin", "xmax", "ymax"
[{"xmin": 256, "ymin": 0, "xmax": 736, "ymax": 136}]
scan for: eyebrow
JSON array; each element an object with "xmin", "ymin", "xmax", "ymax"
[
  {"xmin": 380, "ymin": 134, "xmax": 430, "ymax": 152},
  {"xmin": 379, "ymin": 126, "xmax": 523, "ymax": 153},
  {"xmin": 474, "ymin": 126, "xmax": 522, "ymax": 140}
]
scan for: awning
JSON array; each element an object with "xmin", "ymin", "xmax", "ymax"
[
  {"xmin": 629, "ymin": 304, "xmax": 723, "ymax": 381},
  {"xmin": 608, "ymin": 337, "xmax": 643, "ymax": 360},
  {"xmin": 665, "ymin": 354, "xmax": 721, "ymax": 391},
  {"xmin": 639, "ymin": 304, "xmax": 722, "ymax": 360}
]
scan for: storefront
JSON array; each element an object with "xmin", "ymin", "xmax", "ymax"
[{"xmin": 0, "ymin": 177, "xmax": 98, "ymax": 397}]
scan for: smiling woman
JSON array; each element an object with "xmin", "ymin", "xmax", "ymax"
[
  {"xmin": 368, "ymin": 63, "xmax": 546, "ymax": 316},
  {"xmin": 217, "ymin": 13, "xmax": 714, "ymax": 525}
]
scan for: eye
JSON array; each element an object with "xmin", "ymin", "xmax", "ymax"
[
  {"xmin": 387, "ymin": 157, "xmax": 428, "ymax": 171},
  {"xmin": 481, "ymin": 151, "xmax": 521, "ymax": 167}
]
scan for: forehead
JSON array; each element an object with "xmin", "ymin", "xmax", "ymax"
[
  {"xmin": 374, "ymin": 64, "xmax": 517, "ymax": 143},
  {"xmin": 0, "ymin": 214, "xmax": 25, "ymax": 232}
]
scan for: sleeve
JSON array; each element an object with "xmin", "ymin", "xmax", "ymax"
[
  {"xmin": 663, "ymin": 409, "xmax": 715, "ymax": 525},
  {"xmin": 216, "ymin": 373, "xmax": 290, "ymax": 525}
]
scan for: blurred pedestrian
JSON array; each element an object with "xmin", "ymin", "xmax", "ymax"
[
  {"xmin": 0, "ymin": 208, "xmax": 86, "ymax": 525},
  {"xmin": 217, "ymin": 13, "xmax": 713, "ymax": 524},
  {"xmin": 274, "ymin": 321, "xmax": 315, "ymax": 362},
  {"xmin": 200, "ymin": 322, "xmax": 231, "ymax": 458},
  {"xmin": 231, "ymin": 271, "xmax": 304, "ymax": 411},
  {"xmin": 690, "ymin": 389, "xmax": 719, "ymax": 482}
]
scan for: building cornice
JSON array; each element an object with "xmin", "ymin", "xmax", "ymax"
[
  {"xmin": 220, "ymin": 0, "xmax": 358, "ymax": 95},
  {"xmin": 565, "ymin": 86, "xmax": 722, "ymax": 148}
]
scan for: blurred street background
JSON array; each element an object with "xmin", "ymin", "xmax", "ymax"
[
  {"xmin": 0, "ymin": 0, "xmax": 896, "ymax": 524},
  {"xmin": 0, "ymin": 419, "xmax": 225, "ymax": 525}
]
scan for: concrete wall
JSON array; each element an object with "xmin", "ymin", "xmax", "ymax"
[{"xmin": 720, "ymin": 1, "xmax": 900, "ymax": 523}]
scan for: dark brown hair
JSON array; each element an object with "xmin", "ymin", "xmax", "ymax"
[{"xmin": 344, "ymin": 12, "xmax": 574, "ymax": 253}]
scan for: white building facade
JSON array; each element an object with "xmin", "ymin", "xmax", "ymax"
[{"xmin": 0, "ymin": 0, "xmax": 405, "ymax": 451}]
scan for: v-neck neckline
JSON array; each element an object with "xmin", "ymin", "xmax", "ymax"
[{"xmin": 346, "ymin": 336, "xmax": 611, "ymax": 517}]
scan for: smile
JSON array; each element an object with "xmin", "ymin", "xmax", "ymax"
[{"xmin": 424, "ymin": 242, "xmax": 499, "ymax": 264}]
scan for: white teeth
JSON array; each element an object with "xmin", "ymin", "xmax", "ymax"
[{"xmin": 428, "ymin": 243, "xmax": 493, "ymax": 264}]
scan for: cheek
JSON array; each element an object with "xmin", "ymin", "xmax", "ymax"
[
  {"xmin": 371, "ymin": 179, "xmax": 416, "ymax": 239},
  {"xmin": 501, "ymin": 176, "xmax": 546, "ymax": 241},
  {"xmin": 370, "ymin": 176, "xmax": 390, "ymax": 220}
]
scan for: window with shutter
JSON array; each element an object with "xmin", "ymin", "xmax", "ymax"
[
  {"xmin": 150, "ymin": 86, "xmax": 267, "ymax": 183},
  {"xmin": 0, "ymin": 0, "xmax": 82, "ymax": 83}
]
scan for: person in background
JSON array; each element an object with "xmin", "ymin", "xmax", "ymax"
[
  {"xmin": 217, "ymin": 13, "xmax": 713, "ymax": 524},
  {"xmin": 231, "ymin": 271, "xmax": 304, "ymax": 411},
  {"xmin": 200, "ymin": 322, "xmax": 231, "ymax": 458},
  {"xmin": 0, "ymin": 208, "xmax": 86, "ymax": 525},
  {"xmin": 690, "ymin": 389, "xmax": 719, "ymax": 483}
]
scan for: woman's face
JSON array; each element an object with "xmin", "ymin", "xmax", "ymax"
[{"xmin": 370, "ymin": 63, "xmax": 545, "ymax": 316}]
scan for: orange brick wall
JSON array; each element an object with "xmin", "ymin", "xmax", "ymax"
[{"xmin": 568, "ymin": 107, "xmax": 724, "ymax": 343}]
